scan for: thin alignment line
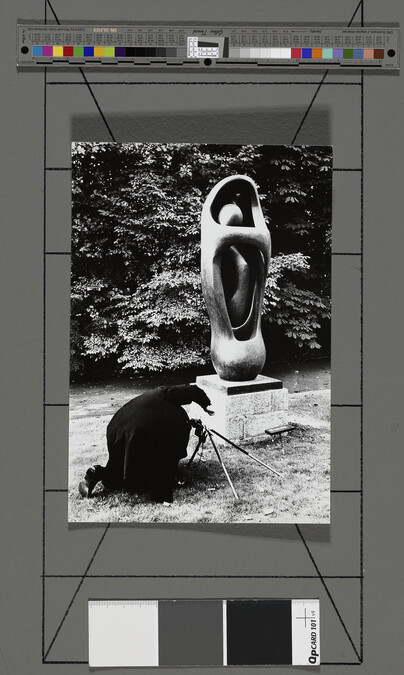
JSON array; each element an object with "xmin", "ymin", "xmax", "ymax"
[
  {"xmin": 359, "ymin": 2, "xmax": 364, "ymax": 662},
  {"xmin": 46, "ymin": 0, "xmax": 58, "ymax": 24},
  {"xmin": 44, "ymin": 403, "xmax": 68, "ymax": 406},
  {"xmin": 348, "ymin": 0, "xmax": 363, "ymax": 27},
  {"xmin": 43, "ymin": 574, "xmax": 363, "ymax": 579},
  {"xmin": 44, "ymin": 661, "xmax": 88, "ymax": 665},
  {"xmin": 42, "ymin": 58, "xmax": 47, "ymax": 664},
  {"xmin": 44, "ymin": 524, "xmax": 110, "ymax": 661},
  {"xmin": 360, "ymin": 64, "xmax": 364, "ymax": 664},
  {"xmin": 46, "ymin": 252, "xmax": 71, "ymax": 255},
  {"xmin": 331, "ymin": 404, "xmax": 362, "ymax": 407},
  {"xmin": 321, "ymin": 663, "xmax": 362, "ymax": 667},
  {"xmin": 333, "ymin": 168, "xmax": 361, "ymax": 172},
  {"xmin": 50, "ymin": 490, "xmax": 359, "ymax": 496},
  {"xmin": 46, "ymin": 0, "xmax": 116, "ymax": 141},
  {"xmin": 78, "ymin": 68, "xmax": 116, "ymax": 141},
  {"xmin": 332, "ymin": 252, "xmax": 361, "ymax": 256},
  {"xmin": 296, "ymin": 526, "xmax": 361, "ymax": 662},
  {"xmin": 291, "ymin": 69, "xmax": 329, "ymax": 144},
  {"xmin": 45, "ymin": 81, "xmax": 362, "ymax": 86}
]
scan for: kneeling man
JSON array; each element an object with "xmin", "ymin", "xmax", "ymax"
[{"xmin": 79, "ymin": 384, "xmax": 213, "ymax": 504}]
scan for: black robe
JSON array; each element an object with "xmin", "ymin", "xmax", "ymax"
[{"xmin": 102, "ymin": 384, "xmax": 211, "ymax": 503}]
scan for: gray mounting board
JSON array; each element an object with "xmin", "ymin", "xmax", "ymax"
[{"xmin": 2, "ymin": 0, "xmax": 404, "ymax": 674}]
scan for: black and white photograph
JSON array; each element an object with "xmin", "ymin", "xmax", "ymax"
[{"xmin": 68, "ymin": 142, "xmax": 332, "ymax": 523}]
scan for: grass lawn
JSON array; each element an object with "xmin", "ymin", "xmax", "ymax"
[{"xmin": 68, "ymin": 389, "xmax": 330, "ymax": 524}]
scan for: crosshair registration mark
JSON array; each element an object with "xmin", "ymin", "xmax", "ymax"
[{"xmin": 295, "ymin": 606, "xmax": 310, "ymax": 627}]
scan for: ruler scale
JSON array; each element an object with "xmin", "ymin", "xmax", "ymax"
[{"xmin": 17, "ymin": 24, "xmax": 399, "ymax": 70}]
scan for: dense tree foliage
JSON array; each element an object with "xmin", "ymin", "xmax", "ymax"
[{"xmin": 71, "ymin": 143, "xmax": 331, "ymax": 378}]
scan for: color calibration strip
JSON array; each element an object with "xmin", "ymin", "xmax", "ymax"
[
  {"xmin": 88, "ymin": 598, "xmax": 320, "ymax": 667},
  {"xmin": 29, "ymin": 45, "xmax": 387, "ymax": 60},
  {"xmin": 31, "ymin": 45, "xmax": 187, "ymax": 58},
  {"xmin": 228, "ymin": 47, "xmax": 387, "ymax": 60},
  {"xmin": 17, "ymin": 24, "xmax": 399, "ymax": 70}
]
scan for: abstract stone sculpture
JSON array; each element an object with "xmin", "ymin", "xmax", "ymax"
[{"xmin": 201, "ymin": 175, "xmax": 271, "ymax": 381}]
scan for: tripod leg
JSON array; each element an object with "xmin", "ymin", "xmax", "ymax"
[
  {"xmin": 187, "ymin": 439, "xmax": 202, "ymax": 468},
  {"xmin": 244, "ymin": 451, "xmax": 282, "ymax": 477},
  {"xmin": 207, "ymin": 430, "xmax": 239, "ymax": 501},
  {"xmin": 209, "ymin": 428, "xmax": 281, "ymax": 478}
]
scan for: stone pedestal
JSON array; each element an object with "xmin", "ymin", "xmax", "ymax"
[{"xmin": 190, "ymin": 374, "xmax": 288, "ymax": 445}]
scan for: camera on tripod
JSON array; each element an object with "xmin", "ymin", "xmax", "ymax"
[{"xmin": 190, "ymin": 417, "xmax": 208, "ymax": 444}]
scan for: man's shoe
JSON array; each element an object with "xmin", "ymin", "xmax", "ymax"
[{"xmin": 78, "ymin": 465, "xmax": 103, "ymax": 498}]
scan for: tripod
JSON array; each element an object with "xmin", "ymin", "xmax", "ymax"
[{"xmin": 187, "ymin": 423, "xmax": 282, "ymax": 500}]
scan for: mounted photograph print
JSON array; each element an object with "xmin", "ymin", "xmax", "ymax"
[{"xmin": 68, "ymin": 142, "xmax": 332, "ymax": 523}]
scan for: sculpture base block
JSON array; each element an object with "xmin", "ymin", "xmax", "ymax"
[{"xmin": 190, "ymin": 374, "xmax": 289, "ymax": 445}]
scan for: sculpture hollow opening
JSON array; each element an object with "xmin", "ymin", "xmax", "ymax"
[
  {"xmin": 210, "ymin": 178, "xmax": 256, "ymax": 228},
  {"xmin": 221, "ymin": 245, "xmax": 265, "ymax": 341}
]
